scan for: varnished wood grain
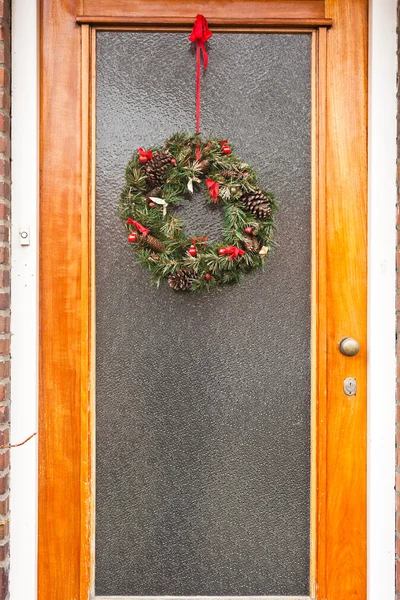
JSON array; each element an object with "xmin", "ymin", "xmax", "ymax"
[
  {"xmin": 322, "ymin": 1, "xmax": 368, "ymax": 599},
  {"xmin": 82, "ymin": 1, "xmax": 325, "ymax": 20},
  {"xmin": 39, "ymin": 1, "xmax": 83, "ymax": 600},
  {"xmin": 39, "ymin": 2, "xmax": 367, "ymax": 599},
  {"xmin": 76, "ymin": 16, "xmax": 333, "ymax": 28}
]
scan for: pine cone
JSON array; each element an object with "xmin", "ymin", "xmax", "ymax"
[
  {"xmin": 142, "ymin": 234, "xmax": 165, "ymax": 253},
  {"xmin": 242, "ymin": 234, "xmax": 260, "ymax": 253},
  {"xmin": 148, "ymin": 186, "xmax": 162, "ymax": 197},
  {"xmin": 220, "ymin": 169, "xmax": 242, "ymax": 179},
  {"xmin": 168, "ymin": 269, "xmax": 193, "ymax": 291},
  {"xmin": 241, "ymin": 190, "xmax": 272, "ymax": 220},
  {"xmin": 144, "ymin": 152, "xmax": 174, "ymax": 188},
  {"xmin": 197, "ymin": 159, "xmax": 210, "ymax": 173}
]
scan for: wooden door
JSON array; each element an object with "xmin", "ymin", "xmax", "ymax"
[{"xmin": 39, "ymin": 1, "xmax": 367, "ymax": 600}]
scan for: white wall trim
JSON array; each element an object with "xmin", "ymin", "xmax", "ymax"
[
  {"xmin": 8, "ymin": 1, "xmax": 397, "ymax": 599},
  {"xmin": 9, "ymin": 0, "xmax": 38, "ymax": 598},
  {"xmin": 368, "ymin": 0, "xmax": 397, "ymax": 598}
]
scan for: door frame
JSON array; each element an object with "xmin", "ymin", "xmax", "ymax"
[{"xmin": 9, "ymin": 0, "xmax": 396, "ymax": 599}]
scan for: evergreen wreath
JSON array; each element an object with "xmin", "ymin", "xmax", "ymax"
[{"xmin": 119, "ymin": 132, "xmax": 277, "ymax": 292}]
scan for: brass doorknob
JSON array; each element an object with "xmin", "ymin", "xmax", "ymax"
[{"xmin": 339, "ymin": 337, "xmax": 360, "ymax": 357}]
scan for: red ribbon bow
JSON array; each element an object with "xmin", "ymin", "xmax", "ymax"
[
  {"xmin": 191, "ymin": 236, "xmax": 208, "ymax": 245},
  {"xmin": 189, "ymin": 14, "xmax": 213, "ymax": 68},
  {"xmin": 138, "ymin": 147, "xmax": 153, "ymax": 161},
  {"xmin": 206, "ymin": 179, "xmax": 220, "ymax": 203},
  {"xmin": 126, "ymin": 218, "xmax": 150, "ymax": 237},
  {"xmin": 219, "ymin": 245, "xmax": 246, "ymax": 260}
]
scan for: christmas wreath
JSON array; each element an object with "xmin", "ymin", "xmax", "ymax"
[{"xmin": 119, "ymin": 132, "xmax": 277, "ymax": 292}]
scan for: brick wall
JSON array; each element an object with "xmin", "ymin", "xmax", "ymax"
[{"xmin": 0, "ymin": 1, "xmax": 10, "ymax": 598}]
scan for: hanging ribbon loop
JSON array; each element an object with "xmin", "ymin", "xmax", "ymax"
[{"xmin": 189, "ymin": 14, "xmax": 212, "ymax": 159}]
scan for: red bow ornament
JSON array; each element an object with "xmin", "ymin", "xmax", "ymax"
[
  {"xmin": 137, "ymin": 148, "xmax": 153, "ymax": 163},
  {"xmin": 189, "ymin": 14, "xmax": 213, "ymax": 68},
  {"xmin": 218, "ymin": 245, "xmax": 246, "ymax": 260},
  {"xmin": 126, "ymin": 218, "xmax": 150, "ymax": 237},
  {"xmin": 206, "ymin": 179, "xmax": 220, "ymax": 203}
]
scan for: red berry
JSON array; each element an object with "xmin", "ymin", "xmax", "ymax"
[
  {"xmin": 128, "ymin": 232, "xmax": 138, "ymax": 243},
  {"xmin": 188, "ymin": 246, "xmax": 197, "ymax": 257},
  {"xmin": 171, "ymin": 158, "xmax": 177, "ymax": 165},
  {"xmin": 204, "ymin": 273, "xmax": 212, "ymax": 281},
  {"xmin": 152, "ymin": 255, "xmax": 159, "ymax": 260},
  {"xmin": 245, "ymin": 226, "xmax": 254, "ymax": 235},
  {"xmin": 218, "ymin": 248, "xmax": 226, "ymax": 256},
  {"xmin": 139, "ymin": 156, "xmax": 148, "ymax": 164},
  {"xmin": 148, "ymin": 201, "xmax": 155, "ymax": 208},
  {"xmin": 222, "ymin": 146, "xmax": 231, "ymax": 155}
]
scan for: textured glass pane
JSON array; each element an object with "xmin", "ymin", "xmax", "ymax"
[{"xmin": 95, "ymin": 32, "xmax": 311, "ymax": 597}]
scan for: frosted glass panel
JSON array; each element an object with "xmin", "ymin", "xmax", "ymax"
[{"xmin": 95, "ymin": 32, "xmax": 311, "ymax": 597}]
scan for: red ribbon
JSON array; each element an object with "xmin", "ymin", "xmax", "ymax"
[
  {"xmin": 191, "ymin": 235, "xmax": 208, "ymax": 245},
  {"xmin": 206, "ymin": 178, "xmax": 219, "ymax": 203},
  {"xmin": 189, "ymin": 15, "xmax": 212, "ymax": 159},
  {"xmin": 138, "ymin": 147, "xmax": 153, "ymax": 161},
  {"xmin": 126, "ymin": 218, "xmax": 150, "ymax": 237},
  {"xmin": 219, "ymin": 245, "xmax": 246, "ymax": 260}
]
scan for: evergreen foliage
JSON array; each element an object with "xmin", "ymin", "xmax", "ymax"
[{"xmin": 120, "ymin": 133, "xmax": 277, "ymax": 292}]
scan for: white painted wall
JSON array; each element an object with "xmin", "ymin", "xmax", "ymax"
[
  {"xmin": 8, "ymin": 1, "xmax": 398, "ymax": 598},
  {"xmin": 368, "ymin": 0, "xmax": 397, "ymax": 598},
  {"xmin": 9, "ymin": 0, "xmax": 38, "ymax": 598}
]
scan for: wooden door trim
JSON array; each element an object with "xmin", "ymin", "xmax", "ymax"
[
  {"xmin": 80, "ymin": 0, "xmax": 327, "ymax": 20},
  {"xmin": 76, "ymin": 16, "xmax": 333, "ymax": 28},
  {"xmin": 39, "ymin": 2, "xmax": 367, "ymax": 600}
]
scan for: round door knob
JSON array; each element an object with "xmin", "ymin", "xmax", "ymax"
[{"xmin": 339, "ymin": 337, "xmax": 360, "ymax": 357}]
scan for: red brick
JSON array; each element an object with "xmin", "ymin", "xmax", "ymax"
[
  {"xmin": 397, "ymin": 562, "xmax": 400, "ymax": 595},
  {"xmin": 0, "ymin": 407, "xmax": 9, "ymax": 426},
  {"xmin": 0, "ymin": 69, "xmax": 9, "ymax": 91},
  {"xmin": 0, "ymin": 339, "xmax": 10, "ymax": 356},
  {"xmin": 0, "ymin": 429, "xmax": 9, "ymax": 449},
  {"xmin": 0, "ymin": 451, "xmax": 9, "ymax": 472},
  {"xmin": 0, "ymin": 115, "xmax": 9, "ymax": 138},
  {"xmin": 395, "ymin": 425, "xmax": 400, "ymax": 446},
  {"xmin": 0, "ymin": 228, "xmax": 9, "ymax": 245},
  {"xmin": 0, "ymin": 43, "xmax": 10, "ymax": 68},
  {"xmin": 0, "ymin": 204, "xmax": 9, "ymax": 222},
  {"xmin": 0, "ymin": 183, "xmax": 10, "ymax": 203},
  {"xmin": 0, "ymin": 25, "xmax": 10, "ymax": 47},
  {"xmin": 0, "ymin": 248, "xmax": 9, "ymax": 265},
  {"xmin": 0, "ymin": 294, "xmax": 9, "ymax": 311},
  {"xmin": 0, "ymin": 93, "xmax": 10, "ymax": 113},
  {"xmin": 395, "ymin": 292, "xmax": 400, "ymax": 311},
  {"xmin": 0, "ymin": 496, "xmax": 9, "ymax": 518},
  {"xmin": 0, "ymin": 270, "xmax": 9, "ymax": 289},
  {"xmin": 0, "ymin": 362, "xmax": 9, "ymax": 379},
  {"xmin": 0, "ymin": 564, "xmax": 9, "ymax": 599},
  {"xmin": 0, "ymin": 137, "xmax": 10, "ymax": 156},
  {"xmin": 0, "ymin": 474, "xmax": 9, "ymax": 497},
  {"xmin": 0, "ymin": 519, "xmax": 9, "ymax": 541},
  {"xmin": 0, "ymin": 385, "xmax": 10, "ymax": 404},
  {"xmin": 0, "ymin": 0, "xmax": 10, "ymax": 22},
  {"xmin": 0, "ymin": 542, "xmax": 10, "ymax": 563},
  {"xmin": 0, "ymin": 318, "xmax": 9, "ymax": 335}
]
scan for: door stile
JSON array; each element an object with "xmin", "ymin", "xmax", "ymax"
[
  {"xmin": 313, "ymin": 26, "xmax": 328, "ymax": 600},
  {"xmin": 81, "ymin": 22, "xmax": 98, "ymax": 600}
]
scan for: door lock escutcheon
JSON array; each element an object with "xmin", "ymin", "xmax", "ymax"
[{"xmin": 344, "ymin": 377, "xmax": 357, "ymax": 396}]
